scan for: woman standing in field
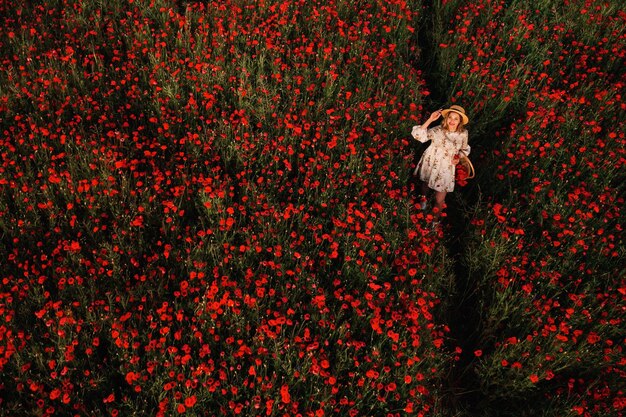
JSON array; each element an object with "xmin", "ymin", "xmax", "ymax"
[{"xmin": 411, "ymin": 105, "xmax": 470, "ymax": 225}]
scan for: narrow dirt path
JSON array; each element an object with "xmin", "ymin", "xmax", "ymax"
[{"xmin": 414, "ymin": 2, "xmax": 486, "ymax": 414}]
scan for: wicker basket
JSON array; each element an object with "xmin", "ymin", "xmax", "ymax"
[{"xmin": 458, "ymin": 155, "xmax": 475, "ymax": 179}]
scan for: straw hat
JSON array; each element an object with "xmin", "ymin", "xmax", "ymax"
[{"xmin": 441, "ymin": 105, "xmax": 469, "ymax": 125}]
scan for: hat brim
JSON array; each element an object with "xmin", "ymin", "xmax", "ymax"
[{"xmin": 441, "ymin": 109, "xmax": 469, "ymax": 125}]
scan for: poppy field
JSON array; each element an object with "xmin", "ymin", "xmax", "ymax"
[{"xmin": 0, "ymin": 0, "xmax": 624, "ymax": 416}]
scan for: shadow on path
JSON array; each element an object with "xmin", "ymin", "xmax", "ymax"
[{"xmin": 440, "ymin": 194, "xmax": 484, "ymax": 416}]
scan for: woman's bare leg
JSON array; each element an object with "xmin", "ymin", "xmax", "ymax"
[
  {"xmin": 433, "ymin": 191, "xmax": 447, "ymax": 220},
  {"xmin": 420, "ymin": 181, "xmax": 429, "ymax": 198},
  {"xmin": 417, "ymin": 181, "xmax": 430, "ymax": 209}
]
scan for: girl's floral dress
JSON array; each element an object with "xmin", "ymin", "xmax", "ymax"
[{"xmin": 411, "ymin": 125, "xmax": 470, "ymax": 192}]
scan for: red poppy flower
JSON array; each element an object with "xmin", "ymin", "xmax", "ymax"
[{"xmin": 280, "ymin": 384, "xmax": 291, "ymax": 404}]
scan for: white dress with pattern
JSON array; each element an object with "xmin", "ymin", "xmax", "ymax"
[{"xmin": 411, "ymin": 125, "xmax": 470, "ymax": 193}]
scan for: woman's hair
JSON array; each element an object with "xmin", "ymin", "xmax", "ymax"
[{"xmin": 442, "ymin": 113, "xmax": 467, "ymax": 132}]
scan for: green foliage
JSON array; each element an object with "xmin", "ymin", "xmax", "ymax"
[{"xmin": 0, "ymin": 0, "xmax": 624, "ymax": 417}]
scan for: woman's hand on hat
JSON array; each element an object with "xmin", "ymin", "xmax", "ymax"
[{"xmin": 428, "ymin": 109, "xmax": 442, "ymax": 122}]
